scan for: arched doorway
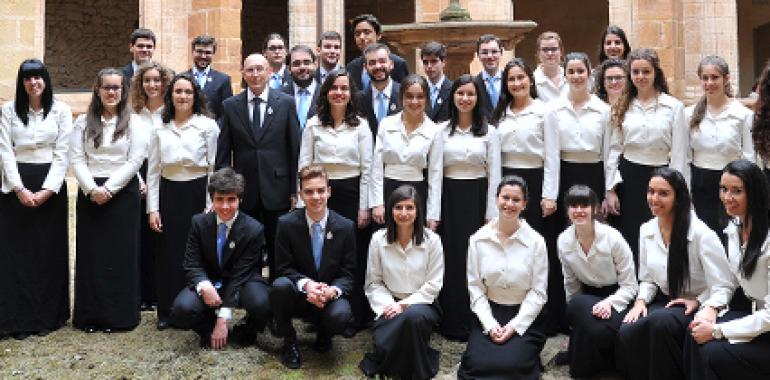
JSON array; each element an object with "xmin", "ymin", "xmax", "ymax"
[{"xmin": 241, "ymin": 0, "xmax": 289, "ymax": 60}]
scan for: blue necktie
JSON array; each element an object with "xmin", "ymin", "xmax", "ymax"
[
  {"xmin": 196, "ymin": 71, "xmax": 206, "ymax": 90},
  {"xmin": 298, "ymin": 88, "xmax": 310, "ymax": 131},
  {"xmin": 311, "ymin": 222, "xmax": 323, "ymax": 270},
  {"xmin": 430, "ymin": 85, "xmax": 439, "ymax": 108},
  {"xmin": 362, "ymin": 70, "xmax": 371, "ymax": 91},
  {"xmin": 486, "ymin": 76, "xmax": 500, "ymax": 109},
  {"xmin": 270, "ymin": 73, "xmax": 281, "ymax": 89},
  {"xmin": 376, "ymin": 92, "xmax": 388, "ymax": 124},
  {"xmin": 216, "ymin": 223, "xmax": 227, "ymax": 268}
]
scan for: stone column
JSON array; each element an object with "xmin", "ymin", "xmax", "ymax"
[
  {"xmin": 288, "ymin": 0, "xmax": 317, "ymax": 49},
  {"xmin": 0, "ymin": 1, "xmax": 45, "ymax": 103},
  {"xmin": 320, "ymin": 0, "xmax": 345, "ymax": 61},
  {"xmin": 188, "ymin": 0, "xmax": 243, "ymax": 90}
]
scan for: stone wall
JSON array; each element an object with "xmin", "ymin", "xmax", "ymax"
[
  {"xmin": 45, "ymin": 0, "xmax": 139, "ymax": 90},
  {"xmin": 0, "ymin": 1, "xmax": 45, "ymax": 102}
]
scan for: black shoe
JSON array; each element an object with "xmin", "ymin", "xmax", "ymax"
[
  {"xmin": 102, "ymin": 328, "xmax": 113, "ymax": 334},
  {"xmin": 156, "ymin": 319, "xmax": 170, "ymax": 331},
  {"xmin": 83, "ymin": 327, "xmax": 98, "ymax": 334},
  {"xmin": 312, "ymin": 335, "xmax": 332, "ymax": 353},
  {"xmin": 554, "ymin": 350, "xmax": 570, "ymax": 366},
  {"xmin": 231, "ymin": 322, "xmax": 257, "ymax": 346},
  {"xmin": 198, "ymin": 333, "xmax": 211, "ymax": 349},
  {"xmin": 280, "ymin": 341, "xmax": 301, "ymax": 369},
  {"xmin": 36, "ymin": 329, "xmax": 50, "ymax": 337},
  {"xmin": 140, "ymin": 302, "xmax": 157, "ymax": 312},
  {"xmin": 341, "ymin": 326, "xmax": 358, "ymax": 338},
  {"xmin": 12, "ymin": 332, "xmax": 30, "ymax": 340}
]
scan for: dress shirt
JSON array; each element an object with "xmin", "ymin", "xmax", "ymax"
[
  {"xmin": 440, "ymin": 121, "xmax": 501, "ymax": 219},
  {"xmin": 269, "ymin": 65, "xmax": 286, "ymax": 89},
  {"xmin": 70, "ymin": 114, "xmax": 146, "ymax": 194},
  {"xmin": 542, "ymin": 95, "xmax": 611, "ymax": 200},
  {"xmin": 247, "ymin": 87, "xmax": 269, "ymax": 127},
  {"xmin": 467, "ymin": 219, "xmax": 548, "ymax": 335},
  {"xmin": 292, "ymin": 80, "xmax": 318, "ymax": 108},
  {"xmin": 481, "ymin": 69, "xmax": 502, "ymax": 99},
  {"xmin": 364, "ymin": 228, "xmax": 444, "ymax": 317},
  {"xmin": 497, "ymin": 99, "xmax": 549, "ymax": 169},
  {"xmin": 130, "ymin": 106, "xmax": 164, "ymax": 184},
  {"xmin": 146, "ymin": 114, "xmax": 219, "ymax": 213},
  {"xmin": 557, "ymin": 221, "xmax": 638, "ymax": 312},
  {"xmin": 718, "ymin": 223, "xmax": 770, "ymax": 343},
  {"xmin": 636, "ymin": 212, "xmax": 732, "ymax": 309},
  {"xmin": 298, "ymin": 115, "xmax": 373, "ymax": 209},
  {"xmin": 295, "ymin": 209, "xmax": 342, "ymax": 297},
  {"xmin": 195, "ymin": 211, "xmax": 240, "ymax": 320},
  {"xmin": 606, "ymin": 93, "xmax": 688, "ymax": 190},
  {"xmin": 686, "ymin": 99, "xmax": 754, "ymax": 170},
  {"xmin": 371, "ymin": 80, "xmax": 394, "ymax": 117},
  {"xmin": 429, "ymin": 76, "xmax": 445, "ymax": 107},
  {"xmin": 318, "ymin": 65, "xmax": 342, "ymax": 83},
  {"xmin": 533, "ymin": 66, "xmax": 568, "ymax": 103},
  {"xmin": 192, "ymin": 66, "xmax": 211, "ymax": 89},
  {"xmin": 370, "ymin": 113, "xmax": 444, "ymax": 220},
  {"xmin": 0, "ymin": 100, "xmax": 72, "ymax": 193}
]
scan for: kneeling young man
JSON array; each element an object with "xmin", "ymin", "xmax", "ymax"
[
  {"xmin": 271, "ymin": 165, "xmax": 356, "ymax": 369},
  {"xmin": 170, "ymin": 167, "xmax": 270, "ymax": 349}
]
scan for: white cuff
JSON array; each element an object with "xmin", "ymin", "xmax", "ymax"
[
  {"xmin": 196, "ymin": 280, "xmax": 213, "ymax": 295},
  {"xmin": 297, "ymin": 278, "xmax": 310, "ymax": 293},
  {"xmin": 217, "ymin": 307, "xmax": 232, "ymax": 320}
]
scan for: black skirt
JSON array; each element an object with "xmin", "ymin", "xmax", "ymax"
[
  {"xmin": 502, "ymin": 167, "xmax": 544, "ymax": 235},
  {"xmin": 359, "ymin": 303, "xmax": 441, "ymax": 380},
  {"xmin": 616, "ymin": 156, "xmax": 663, "ymax": 268},
  {"xmin": 0, "ymin": 163, "xmax": 69, "ymax": 334},
  {"xmin": 437, "ymin": 177, "xmax": 487, "ymax": 341},
  {"xmin": 458, "ymin": 302, "xmax": 547, "ymax": 380},
  {"xmin": 155, "ymin": 176, "xmax": 208, "ymax": 321},
  {"xmin": 691, "ymin": 164, "xmax": 725, "ymax": 235},
  {"xmin": 565, "ymin": 284, "xmax": 625, "ymax": 378},
  {"xmin": 138, "ymin": 159, "xmax": 156, "ymax": 304},
  {"xmin": 73, "ymin": 177, "xmax": 141, "ymax": 330}
]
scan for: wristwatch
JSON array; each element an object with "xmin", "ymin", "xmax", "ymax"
[{"xmin": 712, "ymin": 325, "xmax": 724, "ymax": 340}]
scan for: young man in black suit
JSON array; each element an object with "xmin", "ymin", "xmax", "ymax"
[
  {"xmin": 271, "ymin": 165, "xmax": 356, "ymax": 369},
  {"xmin": 346, "ymin": 14, "xmax": 409, "ymax": 90},
  {"xmin": 122, "ymin": 28, "xmax": 156, "ymax": 86},
  {"xmin": 421, "ymin": 41, "xmax": 453, "ymax": 123},
  {"xmin": 281, "ymin": 45, "xmax": 320, "ymax": 131},
  {"xmin": 169, "ymin": 168, "xmax": 270, "ymax": 350},
  {"xmin": 184, "ymin": 35, "xmax": 233, "ymax": 121},
  {"xmin": 473, "ymin": 34, "xmax": 504, "ymax": 120},
  {"xmin": 216, "ymin": 53, "xmax": 300, "ymax": 282},
  {"xmin": 263, "ymin": 33, "xmax": 291, "ymax": 90},
  {"xmin": 314, "ymin": 31, "xmax": 343, "ymax": 84},
  {"xmin": 353, "ymin": 43, "xmax": 403, "ymax": 138}
]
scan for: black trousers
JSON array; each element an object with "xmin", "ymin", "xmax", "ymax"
[
  {"xmin": 170, "ymin": 280, "xmax": 270, "ymax": 339},
  {"xmin": 269, "ymin": 276, "xmax": 352, "ymax": 341},
  {"xmin": 616, "ymin": 294, "xmax": 692, "ymax": 380},
  {"xmin": 241, "ymin": 203, "xmax": 287, "ymax": 282}
]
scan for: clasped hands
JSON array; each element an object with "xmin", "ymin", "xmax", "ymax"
[
  {"xmin": 303, "ymin": 280, "xmax": 337, "ymax": 309},
  {"xmin": 15, "ymin": 187, "xmax": 54, "ymax": 207},
  {"xmin": 488, "ymin": 324, "xmax": 516, "ymax": 344}
]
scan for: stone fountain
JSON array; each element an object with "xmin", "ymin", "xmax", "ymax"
[{"xmin": 381, "ymin": 0, "xmax": 537, "ymax": 79}]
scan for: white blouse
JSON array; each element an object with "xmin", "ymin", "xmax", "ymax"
[
  {"xmin": 440, "ymin": 122, "xmax": 501, "ymax": 220},
  {"xmin": 558, "ymin": 221, "xmax": 638, "ymax": 312},
  {"xmin": 298, "ymin": 115, "xmax": 373, "ymax": 210},
  {"xmin": 718, "ymin": 223, "xmax": 770, "ymax": 343},
  {"xmin": 70, "ymin": 114, "xmax": 146, "ymax": 194},
  {"xmin": 365, "ymin": 228, "xmax": 444, "ymax": 317},
  {"xmin": 0, "ymin": 100, "xmax": 72, "ymax": 193},
  {"xmin": 607, "ymin": 93, "xmax": 688, "ymax": 190},
  {"xmin": 467, "ymin": 219, "xmax": 548, "ymax": 335},
  {"xmin": 146, "ymin": 114, "xmax": 219, "ymax": 213},
  {"xmin": 370, "ymin": 113, "xmax": 443, "ymax": 220},
  {"xmin": 534, "ymin": 66, "xmax": 568, "ymax": 103},
  {"xmin": 129, "ymin": 107, "xmax": 163, "ymax": 184},
  {"xmin": 686, "ymin": 99, "xmax": 754, "ymax": 171},
  {"xmin": 637, "ymin": 212, "xmax": 732, "ymax": 309},
  {"xmin": 543, "ymin": 95, "xmax": 611, "ymax": 200},
  {"xmin": 496, "ymin": 99, "xmax": 549, "ymax": 169}
]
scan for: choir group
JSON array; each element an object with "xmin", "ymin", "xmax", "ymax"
[{"xmin": 2, "ymin": 13, "xmax": 770, "ymax": 379}]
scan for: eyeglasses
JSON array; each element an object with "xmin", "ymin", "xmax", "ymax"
[
  {"xmin": 478, "ymin": 49, "xmax": 501, "ymax": 57},
  {"xmin": 266, "ymin": 45, "xmax": 285, "ymax": 52},
  {"xmin": 539, "ymin": 47, "xmax": 560, "ymax": 54},
  {"xmin": 134, "ymin": 43, "xmax": 154, "ymax": 50},
  {"xmin": 100, "ymin": 85, "xmax": 122, "ymax": 92},
  {"xmin": 604, "ymin": 75, "xmax": 626, "ymax": 83}
]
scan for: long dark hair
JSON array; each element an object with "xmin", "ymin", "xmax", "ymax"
[
  {"xmin": 85, "ymin": 68, "xmax": 130, "ymax": 149},
  {"xmin": 722, "ymin": 160, "xmax": 770, "ymax": 279},
  {"xmin": 447, "ymin": 74, "xmax": 487, "ymax": 137},
  {"xmin": 385, "ymin": 185, "xmax": 426, "ymax": 246},
  {"xmin": 594, "ymin": 58, "xmax": 627, "ymax": 103},
  {"xmin": 162, "ymin": 73, "xmax": 210, "ymax": 123},
  {"xmin": 598, "ymin": 25, "xmax": 631, "ymax": 63},
  {"xmin": 689, "ymin": 56, "xmax": 733, "ymax": 130},
  {"xmin": 651, "ymin": 167, "xmax": 692, "ymax": 298},
  {"xmin": 14, "ymin": 59, "xmax": 54, "ymax": 125},
  {"xmin": 752, "ymin": 63, "xmax": 770, "ymax": 161},
  {"xmin": 490, "ymin": 58, "xmax": 538, "ymax": 125},
  {"xmin": 612, "ymin": 48, "xmax": 670, "ymax": 129},
  {"xmin": 316, "ymin": 68, "xmax": 361, "ymax": 128}
]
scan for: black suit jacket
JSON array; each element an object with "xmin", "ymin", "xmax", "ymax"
[
  {"xmin": 183, "ymin": 212, "xmax": 266, "ymax": 308},
  {"xmin": 427, "ymin": 78, "xmax": 453, "ymax": 123},
  {"xmin": 183, "ymin": 68, "xmax": 233, "ymax": 121},
  {"xmin": 354, "ymin": 81, "xmax": 402, "ymax": 138},
  {"xmin": 274, "ymin": 209, "xmax": 356, "ymax": 295},
  {"xmin": 281, "ymin": 81, "xmax": 320, "ymax": 123},
  {"xmin": 122, "ymin": 63, "xmax": 135, "ymax": 87},
  {"xmin": 346, "ymin": 53, "xmax": 409, "ymax": 90},
  {"xmin": 474, "ymin": 73, "xmax": 496, "ymax": 121},
  {"xmin": 216, "ymin": 88, "xmax": 300, "ymax": 212}
]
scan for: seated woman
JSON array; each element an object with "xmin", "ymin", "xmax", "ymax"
[
  {"xmin": 557, "ymin": 185, "xmax": 638, "ymax": 377},
  {"xmin": 687, "ymin": 159, "xmax": 770, "ymax": 379},
  {"xmin": 359, "ymin": 185, "xmax": 444, "ymax": 380},
  {"xmin": 616, "ymin": 167, "xmax": 732, "ymax": 380},
  {"xmin": 458, "ymin": 175, "xmax": 549, "ymax": 380}
]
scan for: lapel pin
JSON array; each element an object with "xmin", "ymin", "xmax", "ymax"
[
  {"xmin": 389, "ymin": 103, "xmax": 396, "ymax": 111},
  {"xmin": 326, "ymin": 232, "xmax": 333, "ymax": 240},
  {"xmin": 207, "ymin": 77, "xmax": 212, "ymax": 82},
  {"xmin": 437, "ymin": 98, "xmax": 442, "ymax": 105},
  {"xmin": 267, "ymin": 107, "xmax": 274, "ymax": 115},
  {"xmin": 229, "ymin": 241, "xmax": 235, "ymax": 249}
]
